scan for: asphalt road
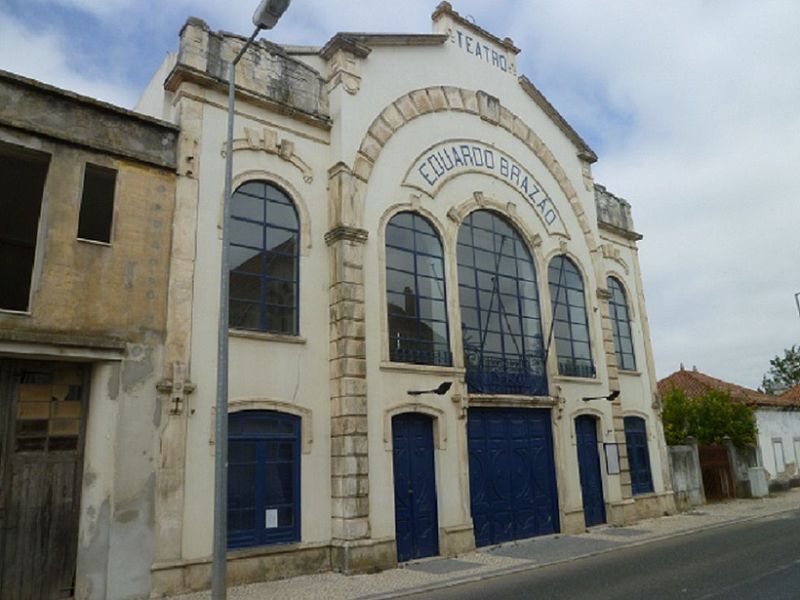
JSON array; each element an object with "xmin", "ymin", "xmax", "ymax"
[{"xmin": 401, "ymin": 510, "xmax": 800, "ymax": 600}]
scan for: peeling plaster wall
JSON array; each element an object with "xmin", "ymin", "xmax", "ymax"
[{"xmin": 0, "ymin": 72, "xmax": 177, "ymax": 600}]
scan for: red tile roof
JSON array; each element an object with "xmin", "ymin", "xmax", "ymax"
[
  {"xmin": 657, "ymin": 368, "xmax": 799, "ymax": 408},
  {"xmin": 780, "ymin": 383, "xmax": 800, "ymax": 405}
]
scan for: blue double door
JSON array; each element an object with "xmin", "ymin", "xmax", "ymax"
[
  {"xmin": 575, "ymin": 415, "xmax": 606, "ymax": 527},
  {"xmin": 467, "ymin": 408, "xmax": 560, "ymax": 547},
  {"xmin": 392, "ymin": 413, "xmax": 440, "ymax": 562}
]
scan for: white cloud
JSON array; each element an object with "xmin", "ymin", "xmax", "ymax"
[
  {"xmin": 507, "ymin": 1, "xmax": 800, "ymax": 387},
  {"xmin": 0, "ymin": 12, "xmax": 137, "ymax": 107}
]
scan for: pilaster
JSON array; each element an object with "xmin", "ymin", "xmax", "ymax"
[
  {"xmin": 326, "ymin": 162, "xmax": 374, "ymax": 572},
  {"xmin": 152, "ymin": 96, "xmax": 203, "ymax": 584},
  {"xmin": 597, "ymin": 286, "xmax": 633, "ymax": 502}
]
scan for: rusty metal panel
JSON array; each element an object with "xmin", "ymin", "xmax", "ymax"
[{"xmin": 698, "ymin": 444, "xmax": 735, "ymax": 502}]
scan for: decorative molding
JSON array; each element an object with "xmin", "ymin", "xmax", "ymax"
[
  {"xmin": 156, "ymin": 362, "xmax": 196, "ymax": 415},
  {"xmin": 601, "ymin": 243, "xmax": 630, "ymax": 275},
  {"xmin": 209, "ymin": 398, "xmax": 313, "ymax": 454},
  {"xmin": 222, "ymin": 127, "xmax": 313, "ymax": 183},
  {"xmin": 325, "ymin": 225, "xmax": 369, "ymax": 246},
  {"xmin": 383, "ymin": 402, "xmax": 448, "ymax": 450}
]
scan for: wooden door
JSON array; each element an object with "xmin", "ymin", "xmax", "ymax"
[{"xmin": 0, "ymin": 360, "xmax": 88, "ymax": 599}]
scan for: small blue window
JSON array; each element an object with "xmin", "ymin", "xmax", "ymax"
[
  {"xmin": 386, "ymin": 212, "xmax": 452, "ymax": 366},
  {"xmin": 228, "ymin": 411, "xmax": 301, "ymax": 548},
  {"xmin": 548, "ymin": 256, "xmax": 595, "ymax": 378},
  {"xmin": 457, "ymin": 210, "xmax": 547, "ymax": 395},
  {"xmin": 228, "ymin": 181, "xmax": 299, "ymax": 334},
  {"xmin": 624, "ymin": 416, "xmax": 654, "ymax": 495},
  {"xmin": 608, "ymin": 277, "xmax": 636, "ymax": 371}
]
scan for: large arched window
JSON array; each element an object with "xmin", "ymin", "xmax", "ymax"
[
  {"xmin": 228, "ymin": 410, "xmax": 301, "ymax": 548},
  {"xmin": 457, "ymin": 210, "xmax": 546, "ymax": 395},
  {"xmin": 608, "ymin": 277, "xmax": 636, "ymax": 371},
  {"xmin": 385, "ymin": 212, "xmax": 451, "ymax": 366},
  {"xmin": 228, "ymin": 181, "xmax": 299, "ymax": 334},
  {"xmin": 548, "ymin": 256, "xmax": 594, "ymax": 378}
]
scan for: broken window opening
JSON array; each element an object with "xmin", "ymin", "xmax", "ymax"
[
  {"xmin": 77, "ymin": 163, "xmax": 116, "ymax": 243},
  {"xmin": 0, "ymin": 142, "xmax": 50, "ymax": 311}
]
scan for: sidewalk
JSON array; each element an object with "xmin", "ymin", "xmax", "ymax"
[{"xmin": 170, "ymin": 489, "xmax": 800, "ymax": 600}]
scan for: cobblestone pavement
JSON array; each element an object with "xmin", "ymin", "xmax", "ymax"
[{"xmin": 168, "ymin": 489, "xmax": 800, "ymax": 600}]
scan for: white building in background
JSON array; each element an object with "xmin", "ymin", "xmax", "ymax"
[{"xmin": 138, "ymin": 3, "xmax": 674, "ymax": 595}]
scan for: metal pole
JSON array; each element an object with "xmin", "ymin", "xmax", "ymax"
[{"xmin": 212, "ymin": 25, "xmax": 261, "ymax": 600}]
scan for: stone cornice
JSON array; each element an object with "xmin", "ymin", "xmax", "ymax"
[
  {"xmin": 325, "ymin": 226, "xmax": 369, "ymax": 246},
  {"xmin": 432, "ymin": 2, "xmax": 520, "ymax": 54},
  {"xmin": 320, "ymin": 35, "xmax": 372, "ymax": 60},
  {"xmin": 164, "ymin": 64, "xmax": 332, "ymax": 131},
  {"xmin": 598, "ymin": 221, "xmax": 643, "ymax": 242},
  {"xmin": 518, "ymin": 75, "xmax": 597, "ymax": 164}
]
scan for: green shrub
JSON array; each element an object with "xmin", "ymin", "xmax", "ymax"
[{"xmin": 661, "ymin": 387, "xmax": 756, "ymax": 448}]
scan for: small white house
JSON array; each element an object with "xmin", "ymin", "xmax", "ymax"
[{"xmin": 658, "ymin": 367, "xmax": 800, "ymax": 488}]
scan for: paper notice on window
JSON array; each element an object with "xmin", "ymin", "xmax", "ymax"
[{"xmin": 265, "ymin": 509, "xmax": 278, "ymax": 528}]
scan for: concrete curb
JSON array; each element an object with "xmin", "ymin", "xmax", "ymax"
[{"xmin": 361, "ymin": 503, "xmax": 800, "ymax": 600}]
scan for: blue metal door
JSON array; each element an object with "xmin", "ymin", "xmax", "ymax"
[
  {"xmin": 624, "ymin": 416, "xmax": 654, "ymax": 495},
  {"xmin": 392, "ymin": 413, "xmax": 439, "ymax": 562},
  {"xmin": 575, "ymin": 415, "xmax": 606, "ymax": 527},
  {"xmin": 468, "ymin": 408, "xmax": 560, "ymax": 547}
]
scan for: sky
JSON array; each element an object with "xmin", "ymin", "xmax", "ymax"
[{"xmin": 1, "ymin": 0, "xmax": 798, "ymax": 390}]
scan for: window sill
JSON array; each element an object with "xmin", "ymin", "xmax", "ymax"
[
  {"xmin": 76, "ymin": 237, "xmax": 112, "ymax": 247},
  {"xmin": 550, "ymin": 375, "xmax": 602, "ymax": 385},
  {"xmin": 380, "ymin": 361, "xmax": 466, "ymax": 376},
  {"xmin": 229, "ymin": 329, "xmax": 307, "ymax": 344},
  {"xmin": 0, "ymin": 308, "xmax": 31, "ymax": 317},
  {"xmin": 619, "ymin": 369, "xmax": 642, "ymax": 377},
  {"xmin": 468, "ymin": 394, "xmax": 558, "ymax": 408}
]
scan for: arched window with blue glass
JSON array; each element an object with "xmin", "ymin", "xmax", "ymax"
[
  {"xmin": 385, "ymin": 212, "xmax": 451, "ymax": 366},
  {"xmin": 548, "ymin": 255, "xmax": 595, "ymax": 378},
  {"xmin": 608, "ymin": 276, "xmax": 636, "ymax": 371},
  {"xmin": 456, "ymin": 210, "xmax": 546, "ymax": 395},
  {"xmin": 228, "ymin": 181, "xmax": 299, "ymax": 334},
  {"xmin": 228, "ymin": 410, "xmax": 301, "ymax": 548}
]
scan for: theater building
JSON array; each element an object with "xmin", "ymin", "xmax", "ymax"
[{"xmin": 137, "ymin": 2, "xmax": 675, "ymax": 594}]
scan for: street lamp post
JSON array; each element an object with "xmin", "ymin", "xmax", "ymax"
[{"xmin": 213, "ymin": 2, "xmax": 291, "ymax": 598}]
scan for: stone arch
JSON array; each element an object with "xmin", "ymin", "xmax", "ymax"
[
  {"xmin": 210, "ymin": 397, "xmax": 313, "ymax": 453},
  {"xmin": 352, "ymin": 86, "xmax": 598, "ymax": 254},
  {"xmin": 383, "ymin": 403, "xmax": 447, "ymax": 451}
]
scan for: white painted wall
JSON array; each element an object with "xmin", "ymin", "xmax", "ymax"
[{"xmin": 755, "ymin": 408, "xmax": 800, "ymax": 480}]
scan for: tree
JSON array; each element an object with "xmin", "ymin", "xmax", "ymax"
[
  {"xmin": 661, "ymin": 387, "xmax": 756, "ymax": 448},
  {"xmin": 760, "ymin": 345, "xmax": 800, "ymax": 394}
]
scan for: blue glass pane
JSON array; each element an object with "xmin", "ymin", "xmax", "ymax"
[
  {"xmin": 457, "ymin": 210, "xmax": 546, "ymax": 395},
  {"xmin": 386, "ymin": 212, "xmax": 451, "ymax": 366},
  {"xmin": 229, "ymin": 182, "xmax": 299, "ymax": 334},
  {"xmin": 230, "ymin": 218, "xmax": 262, "ymax": 249}
]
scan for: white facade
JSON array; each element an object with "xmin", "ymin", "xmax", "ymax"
[
  {"xmin": 137, "ymin": 3, "xmax": 674, "ymax": 594},
  {"xmin": 755, "ymin": 408, "xmax": 800, "ymax": 482}
]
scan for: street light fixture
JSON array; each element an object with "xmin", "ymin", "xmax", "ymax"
[
  {"xmin": 213, "ymin": 2, "xmax": 291, "ymax": 598},
  {"xmin": 581, "ymin": 390, "xmax": 620, "ymax": 402}
]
